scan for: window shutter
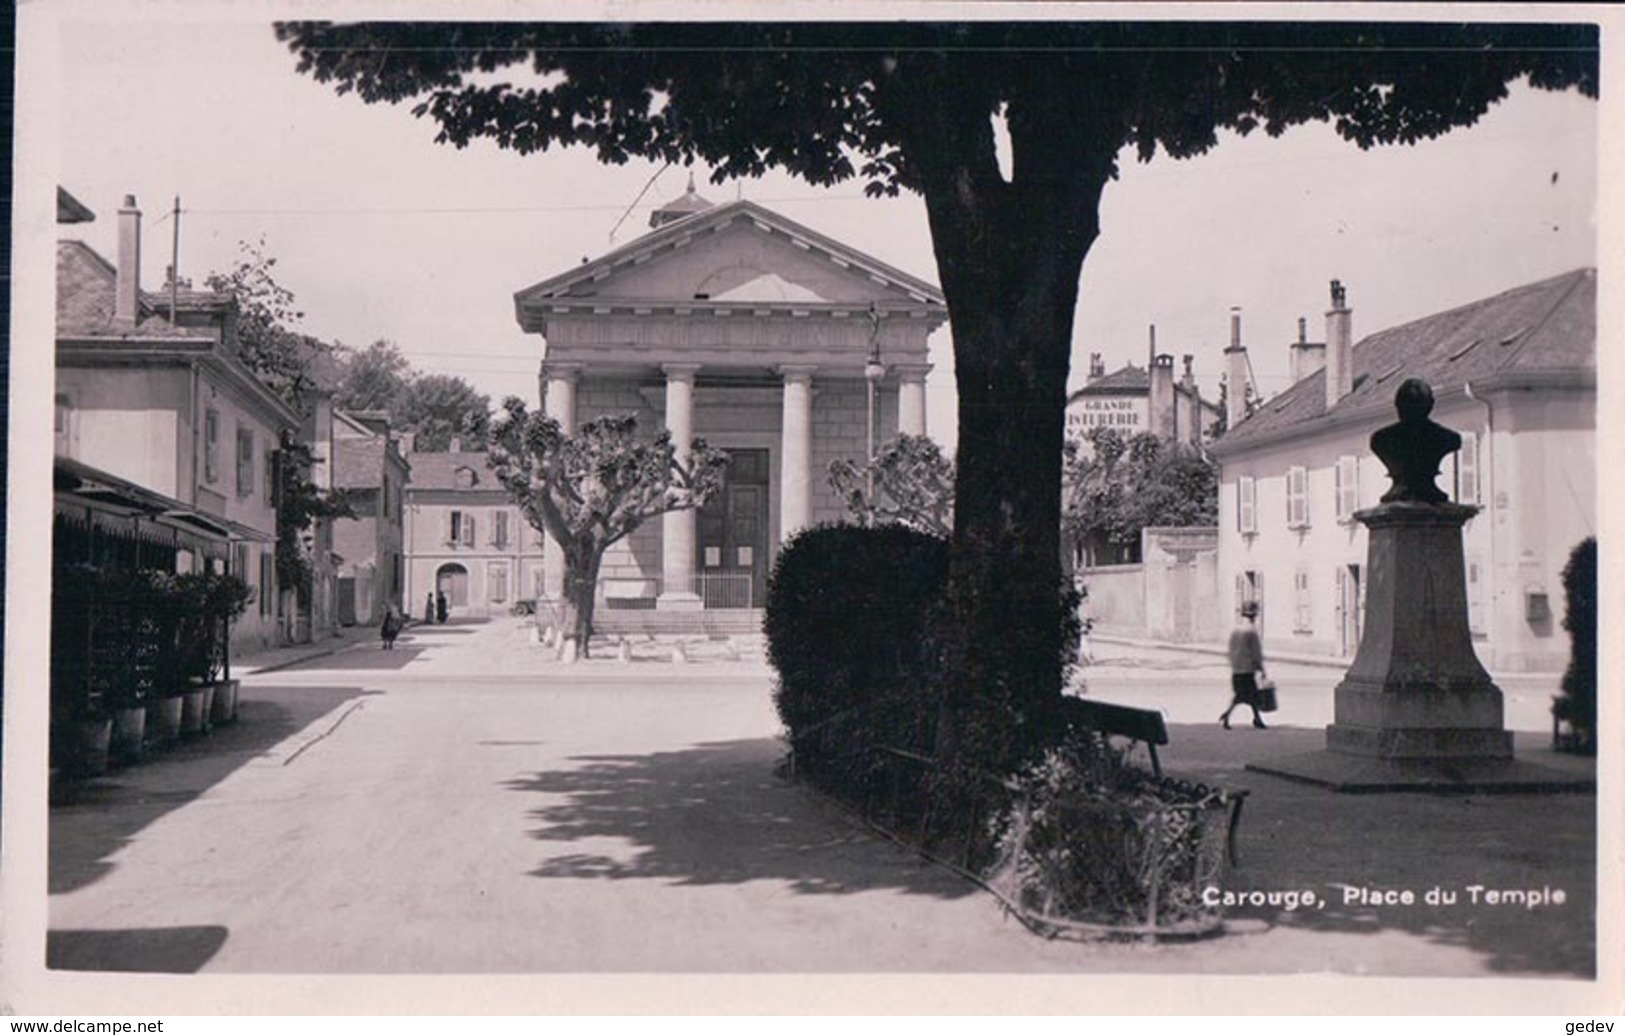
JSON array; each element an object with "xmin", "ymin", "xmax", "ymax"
[
  {"xmin": 1459, "ymin": 433, "xmax": 1480, "ymax": 505},
  {"xmin": 1238, "ymin": 477, "xmax": 1256, "ymax": 534},
  {"xmin": 1336, "ymin": 456, "xmax": 1359, "ymax": 520},
  {"xmin": 446, "ymin": 510, "xmax": 458, "ymax": 545},
  {"xmin": 1287, "ymin": 466, "xmax": 1308, "ymax": 528},
  {"xmin": 1294, "ymin": 567, "xmax": 1311, "ymax": 632},
  {"xmin": 462, "ymin": 515, "xmax": 476, "ymax": 546}
]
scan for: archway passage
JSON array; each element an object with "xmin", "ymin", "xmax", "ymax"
[{"xmin": 436, "ymin": 563, "xmax": 469, "ymax": 608}]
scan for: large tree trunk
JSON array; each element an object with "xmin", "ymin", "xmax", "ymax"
[
  {"xmin": 559, "ymin": 545, "xmax": 602, "ymax": 661},
  {"xmin": 903, "ymin": 81, "xmax": 1120, "ymax": 769}
]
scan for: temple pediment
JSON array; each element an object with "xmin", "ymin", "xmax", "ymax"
[{"xmin": 514, "ymin": 200, "xmax": 945, "ymax": 334}]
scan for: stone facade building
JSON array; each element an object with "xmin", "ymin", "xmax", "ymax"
[
  {"xmin": 514, "ymin": 187, "xmax": 948, "ymax": 617},
  {"xmin": 1211, "ymin": 270, "xmax": 1596, "ymax": 671},
  {"xmin": 55, "ymin": 193, "xmax": 300, "ymax": 654},
  {"xmin": 402, "ymin": 446, "xmax": 545, "ymax": 620},
  {"xmin": 331, "ymin": 411, "xmax": 410, "ymax": 625}
]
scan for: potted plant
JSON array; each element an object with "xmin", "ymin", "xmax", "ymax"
[
  {"xmin": 50, "ymin": 564, "xmax": 115, "ymax": 779},
  {"xmin": 172, "ymin": 571, "xmax": 252, "ymax": 730}
]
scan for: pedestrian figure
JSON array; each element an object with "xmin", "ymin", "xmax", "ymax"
[
  {"xmin": 436, "ymin": 590, "xmax": 449, "ymax": 624},
  {"xmin": 380, "ymin": 606, "xmax": 402, "ymax": 650},
  {"xmin": 424, "ymin": 593, "xmax": 435, "ymax": 624},
  {"xmin": 1222, "ymin": 600, "xmax": 1268, "ymax": 729}
]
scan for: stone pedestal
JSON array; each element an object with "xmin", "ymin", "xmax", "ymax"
[{"xmin": 1325, "ymin": 501, "xmax": 1512, "ymax": 762}]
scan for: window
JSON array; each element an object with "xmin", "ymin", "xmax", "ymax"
[
  {"xmin": 488, "ymin": 563, "xmax": 508, "ymax": 603},
  {"xmin": 54, "ymin": 394, "xmax": 73, "ymax": 455},
  {"xmin": 259, "ymin": 550, "xmax": 275, "ymax": 617},
  {"xmin": 1236, "ymin": 570, "xmax": 1263, "ymax": 624},
  {"xmin": 234, "ymin": 543, "xmax": 250, "ymax": 581},
  {"xmin": 1286, "ymin": 465, "xmax": 1309, "ymax": 529},
  {"xmin": 1467, "ymin": 554, "xmax": 1487, "ymax": 634},
  {"xmin": 236, "ymin": 426, "xmax": 255, "ymax": 497},
  {"xmin": 1293, "ymin": 566, "xmax": 1312, "ymax": 633},
  {"xmin": 1237, "ymin": 476, "xmax": 1257, "ymax": 534},
  {"xmin": 1335, "ymin": 455, "xmax": 1359, "ymax": 522},
  {"xmin": 204, "ymin": 409, "xmax": 220, "ymax": 483},
  {"xmin": 1456, "ymin": 432, "xmax": 1481, "ymax": 505},
  {"xmin": 448, "ymin": 510, "xmax": 475, "ymax": 546},
  {"xmin": 493, "ymin": 511, "xmax": 510, "ymax": 548}
]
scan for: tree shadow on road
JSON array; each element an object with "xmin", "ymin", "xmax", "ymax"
[
  {"xmin": 505, "ymin": 737, "xmax": 977, "ymax": 900},
  {"xmin": 49, "ymin": 685, "xmax": 377, "ymax": 896},
  {"xmin": 48, "ymin": 924, "xmax": 228, "ymax": 973}
]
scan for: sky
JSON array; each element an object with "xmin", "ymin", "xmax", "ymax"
[{"xmin": 46, "ymin": 12, "xmax": 1600, "ymax": 454}]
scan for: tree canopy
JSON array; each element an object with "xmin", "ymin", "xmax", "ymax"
[
  {"xmin": 280, "ymin": 19, "xmax": 1596, "ymax": 769},
  {"xmin": 333, "ymin": 339, "xmax": 414, "ymax": 413},
  {"xmin": 207, "ymin": 236, "xmax": 332, "ymax": 411},
  {"xmin": 1063, "ymin": 428, "xmax": 1218, "ymax": 565}
]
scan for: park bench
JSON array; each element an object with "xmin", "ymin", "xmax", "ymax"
[{"xmin": 1058, "ymin": 696, "xmax": 1250, "ymax": 867}]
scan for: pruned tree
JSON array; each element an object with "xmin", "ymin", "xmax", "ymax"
[
  {"xmin": 487, "ymin": 398, "xmax": 728, "ymax": 659},
  {"xmin": 280, "ymin": 20, "xmax": 1596, "ymax": 767},
  {"xmin": 828, "ymin": 434, "xmax": 955, "ymax": 537}
]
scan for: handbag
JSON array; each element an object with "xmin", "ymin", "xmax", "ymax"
[{"xmin": 1256, "ymin": 675, "xmax": 1279, "ymax": 713}]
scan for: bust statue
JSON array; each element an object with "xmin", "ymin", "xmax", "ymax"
[{"xmin": 1369, "ymin": 378, "xmax": 1462, "ymax": 504}]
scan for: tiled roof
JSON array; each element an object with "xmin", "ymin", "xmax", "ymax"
[
  {"xmin": 1217, "ymin": 268, "xmax": 1595, "ymax": 452},
  {"xmin": 1072, "ymin": 364, "xmax": 1150, "ymax": 397},
  {"xmin": 333, "ymin": 438, "xmax": 385, "ymax": 489},
  {"xmin": 404, "ymin": 451, "xmax": 496, "ymax": 492},
  {"xmin": 56, "ymin": 240, "xmax": 198, "ymax": 340}
]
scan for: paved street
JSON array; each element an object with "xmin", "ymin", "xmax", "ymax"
[{"xmin": 48, "ymin": 618, "xmax": 1595, "ymax": 979}]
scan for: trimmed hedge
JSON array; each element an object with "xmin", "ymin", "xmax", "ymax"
[
  {"xmin": 1555, "ymin": 536, "xmax": 1596, "ymax": 753},
  {"xmin": 765, "ymin": 524, "xmax": 951, "ymax": 790}
]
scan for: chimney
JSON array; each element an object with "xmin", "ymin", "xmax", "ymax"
[
  {"xmin": 1290, "ymin": 314, "xmax": 1327, "ymax": 384},
  {"xmin": 1087, "ymin": 352, "xmax": 1104, "ymax": 382},
  {"xmin": 449, "ymin": 435, "xmax": 462, "ymax": 454},
  {"xmin": 398, "ymin": 431, "xmax": 416, "ymax": 455},
  {"xmin": 1325, "ymin": 280, "xmax": 1354, "ymax": 408},
  {"xmin": 1224, "ymin": 306, "xmax": 1249, "ymax": 429},
  {"xmin": 1181, "ymin": 354, "xmax": 1196, "ymax": 389},
  {"xmin": 1150, "ymin": 352, "xmax": 1177, "ymax": 441},
  {"xmin": 115, "ymin": 195, "xmax": 142, "ymax": 328}
]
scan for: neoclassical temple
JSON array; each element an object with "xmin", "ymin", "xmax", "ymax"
[{"xmin": 514, "ymin": 185, "xmax": 948, "ymax": 616}]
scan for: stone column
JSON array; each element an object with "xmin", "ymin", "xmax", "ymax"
[
  {"xmin": 896, "ymin": 364, "xmax": 930, "ymax": 438},
  {"xmin": 539, "ymin": 364, "xmax": 579, "ymax": 606},
  {"xmin": 658, "ymin": 364, "xmax": 702, "ymax": 610},
  {"xmin": 779, "ymin": 365, "xmax": 817, "ymax": 540}
]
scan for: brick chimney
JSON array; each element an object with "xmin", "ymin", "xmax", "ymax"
[
  {"xmin": 1325, "ymin": 280, "xmax": 1354, "ymax": 408},
  {"xmin": 1290, "ymin": 314, "xmax": 1327, "ymax": 384},
  {"xmin": 1224, "ymin": 306, "xmax": 1249, "ymax": 429},
  {"xmin": 1150, "ymin": 353, "xmax": 1177, "ymax": 440},
  {"xmin": 115, "ymin": 195, "xmax": 142, "ymax": 328}
]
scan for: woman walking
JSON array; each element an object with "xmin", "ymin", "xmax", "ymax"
[{"xmin": 1222, "ymin": 600, "xmax": 1269, "ymax": 729}]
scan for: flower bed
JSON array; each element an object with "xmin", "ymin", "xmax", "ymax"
[{"xmin": 985, "ymin": 737, "xmax": 1236, "ymax": 939}]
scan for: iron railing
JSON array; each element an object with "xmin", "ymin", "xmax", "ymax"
[{"xmin": 593, "ymin": 573, "xmax": 756, "ymax": 610}]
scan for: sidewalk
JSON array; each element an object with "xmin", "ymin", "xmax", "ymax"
[{"xmin": 228, "ymin": 623, "xmax": 368, "ymax": 677}]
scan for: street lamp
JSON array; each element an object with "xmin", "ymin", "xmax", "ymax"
[{"xmin": 864, "ymin": 304, "xmax": 886, "ymax": 524}]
